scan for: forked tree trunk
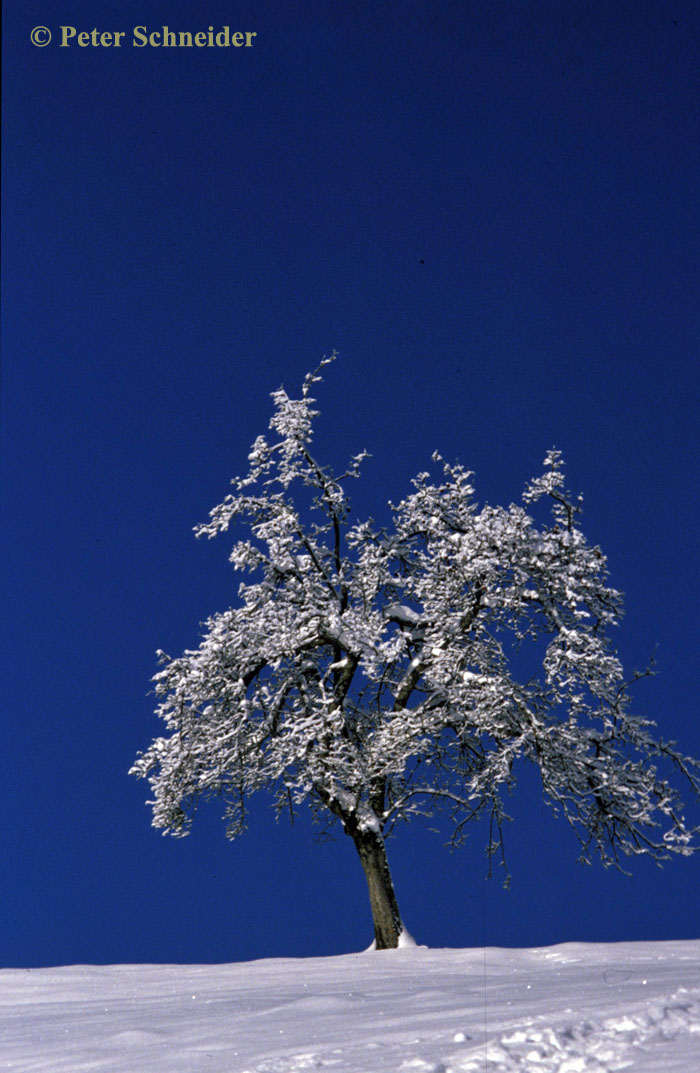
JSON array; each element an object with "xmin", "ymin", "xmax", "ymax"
[{"xmin": 351, "ymin": 827, "xmax": 403, "ymax": 949}]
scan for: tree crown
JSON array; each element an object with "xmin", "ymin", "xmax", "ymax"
[{"xmin": 132, "ymin": 357, "xmax": 699, "ymax": 880}]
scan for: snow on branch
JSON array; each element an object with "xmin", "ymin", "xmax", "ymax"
[{"xmin": 132, "ymin": 360, "xmax": 700, "ymax": 892}]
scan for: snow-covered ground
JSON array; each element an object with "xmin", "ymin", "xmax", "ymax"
[{"xmin": 2, "ymin": 941, "xmax": 699, "ymax": 1072}]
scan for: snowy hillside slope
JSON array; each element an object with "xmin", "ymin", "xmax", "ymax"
[{"xmin": 2, "ymin": 941, "xmax": 699, "ymax": 1072}]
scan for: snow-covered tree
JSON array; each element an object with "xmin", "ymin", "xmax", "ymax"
[{"xmin": 131, "ymin": 357, "xmax": 699, "ymax": 949}]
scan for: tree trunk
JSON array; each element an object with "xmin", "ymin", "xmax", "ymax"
[{"xmin": 351, "ymin": 827, "xmax": 403, "ymax": 949}]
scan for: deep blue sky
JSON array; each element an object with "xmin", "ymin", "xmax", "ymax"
[{"xmin": 3, "ymin": 0, "xmax": 699, "ymax": 968}]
